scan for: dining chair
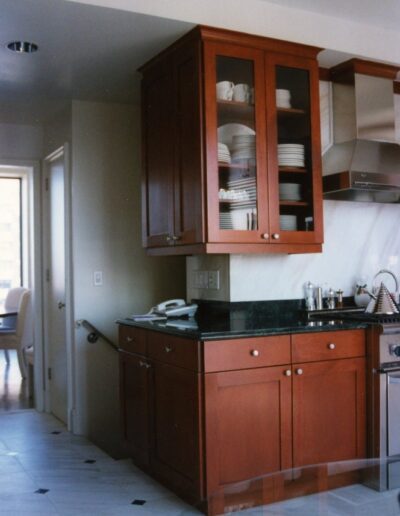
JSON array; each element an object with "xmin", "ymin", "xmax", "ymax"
[
  {"xmin": 0, "ymin": 290, "xmax": 33, "ymax": 378},
  {"xmin": 0, "ymin": 287, "xmax": 28, "ymax": 362}
]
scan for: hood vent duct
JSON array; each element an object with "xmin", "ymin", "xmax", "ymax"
[{"xmin": 322, "ymin": 59, "xmax": 400, "ymax": 203}]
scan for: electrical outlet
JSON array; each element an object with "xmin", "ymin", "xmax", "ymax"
[
  {"xmin": 93, "ymin": 271, "xmax": 103, "ymax": 286},
  {"xmin": 208, "ymin": 270, "xmax": 220, "ymax": 289},
  {"xmin": 192, "ymin": 270, "xmax": 208, "ymax": 289}
]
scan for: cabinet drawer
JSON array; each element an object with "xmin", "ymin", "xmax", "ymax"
[
  {"xmin": 204, "ymin": 335, "xmax": 291, "ymax": 372},
  {"xmin": 291, "ymin": 330, "xmax": 365, "ymax": 363},
  {"xmin": 119, "ymin": 325, "xmax": 147, "ymax": 355},
  {"xmin": 148, "ymin": 332, "xmax": 200, "ymax": 371}
]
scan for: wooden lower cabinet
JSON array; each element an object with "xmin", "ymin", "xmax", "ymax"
[
  {"xmin": 204, "ymin": 366, "xmax": 292, "ymax": 493},
  {"xmin": 119, "ymin": 351, "xmax": 151, "ymax": 468},
  {"xmin": 119, "ymin": 327, "xmax": 367, "ymax": 514},
  {"xmin": 292, "ymin": 357, "xmax": 366, "ymax": 468},
  {"xmin": 151, "ymin": 361, "xmax": 203, "ymax": 500}
]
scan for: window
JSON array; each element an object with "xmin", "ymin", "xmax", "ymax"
[{"xmin": 0, "ymin": 178, "xmax": 22, "ymax": 304}]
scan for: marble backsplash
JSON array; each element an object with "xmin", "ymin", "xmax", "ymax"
[{"xmin": 187, "ymin": 200, "xmax": 400, "ymax": 302}]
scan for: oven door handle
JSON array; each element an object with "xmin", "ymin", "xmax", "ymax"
[{"xmin": 378, "ymin": 367, "xmax": 400, "ymax": 374}]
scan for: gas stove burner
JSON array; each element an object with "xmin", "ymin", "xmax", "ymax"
[{"xmin": 337, "ymin": 312, "xmax": 400, "ymax": 325}]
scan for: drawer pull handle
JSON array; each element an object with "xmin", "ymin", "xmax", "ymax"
[
  {"xmin": 261, "ymin": 233, "xmax": 269, "ymax": 240},
  {"xmin": 126, "ymin": 336, "xmax": 133, "ymax": 342},
  {"xmin": 284, "ymin": 369, "xmax": 292, "ymax": 377},
  {"xmin": 250, "ymin": 349, "xmax": 259, "ymax": 357},
  {"xmin": 139, "ymin": 360, "xmax": 151, "ymax": 369},
  {"xmin": 296, "ymin": 368, "xmax": 303, "ymax": 375},
  {"xmin": 272, "ymin": 233, "xmax": 280, "ymax": 240},
  {"xmin": 328, "ymin": 343, "xmax": 336, "ymax": 350},
  {"xmin": 165, "ymin": 346, "xmax": 173, "ymax": 353}
]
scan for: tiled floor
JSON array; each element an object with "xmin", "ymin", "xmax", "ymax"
[{"xmin": 0, "ymin": 352, "xmax": 399, "ymax": 515}]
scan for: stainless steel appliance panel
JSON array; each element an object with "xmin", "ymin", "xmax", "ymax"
[{"xmin": 388, "ymin": 372, "xmax": 400, "ymax": 456}]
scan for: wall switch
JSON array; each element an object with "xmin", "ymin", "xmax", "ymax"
[
  {"xmin": 208, "ymin": 270, "xmax": 220, "ymax": 290},
  {"xmin": 93, "ymin": 271, "xmax": 103, "ymax": 286}
]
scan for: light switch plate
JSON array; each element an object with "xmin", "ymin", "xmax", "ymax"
[
  {"xmin": 93, "ymin": 271, "xmax": 103, "ymax": 286},
  {"xmin": 208, "ymin": 270, "xmax": 220, "ymax": 289}
]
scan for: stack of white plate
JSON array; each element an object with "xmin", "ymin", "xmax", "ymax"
[
  {"xmin": 231, "ymin": 134, "xmax": 256, "ymax": 162},
  {"xmin": 226, "ymin": 176, "xmax": 257, "ymax": 209},
  {"xmin": 218, "ymin": 123, "xmax": 255, "ymax": 149},
  {"xmin": 218, "ymin": 142, "xmax": 231, "ymax": 163},
  {"xmin": 280, "ymin": 214, "xmax": 297, "ymax": 231},
  {"xmin": 276, "ymin": 89, "xmax": 291, "ymax": 108},
  {"xmin": 220, "ymin": 212, "xmax": 233, "ymax": 230},
  {"xmin": 278, "ymin": 144, "xmax": 305, "ymax": 168},
  {"xmin": 279, "ymin": 183, "xmax": 302, "ymax": 201}
]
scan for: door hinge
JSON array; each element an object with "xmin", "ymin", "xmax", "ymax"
[
  {"xmin": 45, "ymin": 268, "xmax": 50, "ymax": 282},
  {"xmin": 47, "ymin": 367, "xmax": 52, "ymax": 381},
  {"xmin": 45, "ymin": 177, "xmax": 49, "ymax": 191}
]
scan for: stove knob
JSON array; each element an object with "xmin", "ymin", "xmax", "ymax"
[{"xmin": 394, "ymin": 346, "xmax": 400, "ymax": 357}]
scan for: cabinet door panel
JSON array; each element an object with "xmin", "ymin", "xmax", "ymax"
[
  {"xmin": 293, "ymin": 357, "xmax": 366, "ymax": 468},
  {"xmin": 142, "ymin": 59, "xmax": 175, "ymax": 247},
  {"xmin": 119, "ymin": 352, "xmax": 150, "ymax": 467},
  {"xmin": 205, "ymin": 366, "xmax": 292, "ymax": 492},
  {"xmin": 151, "ymin": 362, "xmax": 202, "ymax": 497},
  {"xmin": 265, "ymin": 53, "xmax": 323, "ymax": 245},
  {"xmin": 203, "ymin": 42, "xmax": 269, "ymax": 243},
  {"xmin": 173, "ymin": 41, "xmax": 204, "ymax": 244}
]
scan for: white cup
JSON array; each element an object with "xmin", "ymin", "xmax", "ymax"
[
  {"xmin": 216, "ymin": 81, "xmax": 234, "ymax": 101},
  {"xmin": 233, "ymin": 83, "xmax": 250, "ymax": 102}
]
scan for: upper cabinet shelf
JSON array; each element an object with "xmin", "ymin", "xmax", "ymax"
[{"xmin": 140, "ymin": 26, "xmax": 324, "ymax": 255}]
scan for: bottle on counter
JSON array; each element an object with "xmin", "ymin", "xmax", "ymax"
[
  {"xmin": 326, "ymin": 288, "xmax": 336, "ymax": 309},
  {"xmin": 315, "ymin": 286, "xmax": 323, "ymax": 310},
  {"xmin": 304, "ymin": 281, "xmax": 316, "ymax": 311}
]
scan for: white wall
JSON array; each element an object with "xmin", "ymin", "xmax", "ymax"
[
  {"xmin": 0, "ymin": 123, "xmax": 43, "ymax": 160},
  {"xmin": 187, "ymin": 199, "xmax": 400, "ymax": 302},
  {"xmin": 70, "ymin": 101, "xmax": 185, "ymax": 454}
]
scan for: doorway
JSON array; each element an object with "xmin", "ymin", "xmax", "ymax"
[
  {"xmin": 42, "ymin": 145, "xmax": 74, "ymax": 427},
  {"xmin": 0, "ymin": 162, "xmax": 42, "ymax": 411}
]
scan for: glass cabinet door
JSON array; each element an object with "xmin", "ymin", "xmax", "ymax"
[
  {"xmin": 266, "ymin": 55, "xmax": 323, "ymax": 245},
  {"xmin": 204, "ymin": 44, "xmax": 268, "ymax": 243}
]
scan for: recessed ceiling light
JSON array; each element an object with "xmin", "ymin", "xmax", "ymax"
[{"xmin": 7, "ymin": 41, "xmax": 38, "ymax": 53}]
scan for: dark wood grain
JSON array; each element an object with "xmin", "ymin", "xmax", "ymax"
[
  {"xmin": 118, "ymin": 326, "xmax": 147, "ymax": 355},
  {"xmin": 119, "ymin": 351, "xmax": 150, "ymax": 467},
  {"xmin": 147, "ymin": 331, "xmax": 200, "ymax": 371}
]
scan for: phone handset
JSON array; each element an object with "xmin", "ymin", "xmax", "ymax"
[{"xmin": 155, "ymin": 299, "xmax": 186, "ymax": 313}]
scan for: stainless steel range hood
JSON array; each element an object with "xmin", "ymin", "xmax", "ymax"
[{"xmin": 323, "ymin": 60, "xmax": 400, "ymax": 203}]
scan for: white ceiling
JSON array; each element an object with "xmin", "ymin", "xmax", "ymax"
[
  {"xmin": 1, "ymin": 0, "xmax": 400, "ymax": 124},
  {"xmin": 0, "ymin": 0, "xmax": 193, "ymax": 123},
  {"xmin": 262, "ymin": 0, "xmax": 400, "ymax": 31}
]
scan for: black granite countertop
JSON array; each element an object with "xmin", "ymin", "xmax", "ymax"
[{"xmin": 116, "ymin": 299, "xmax": 368, "ymax": 341}]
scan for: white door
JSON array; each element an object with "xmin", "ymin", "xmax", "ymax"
[{"xmin": 44, "ymin": 147, "xmax": 69, "ymax": 424}]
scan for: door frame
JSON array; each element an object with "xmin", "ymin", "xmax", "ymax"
[{"xmin": 42, "ymin": 143, "xmax": 75, "ymax": 430}]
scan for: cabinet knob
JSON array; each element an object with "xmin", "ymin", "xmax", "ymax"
[
  {"xmin": 272, "ymin": 233, "xmax": 280, "ymax": 240},
  {"xmin": 328, "ymin": 342, "xmax": 336, "ymax": 350},
  {"xmin": 172, "ymin": 235, "xmax": 181, "ymax": 241},
  {"xmin": 139, "ymin": 360, "xmax": 151, "ymax": 369},
  {"xmin": 166, "ymin": 235, "xmax": 172, "ymax": 242},
  {"xmin": 284, "ymin": 369, "xmax": 292, "ymax": 377},
  {"xmin": 250, "ymin": 349, "xmax": 259, "ymax": 357},
  {"xmin": 296, "ymin": 368, "xmax": 303, "ymax": 375},
  {"xmin": 165, "ymin": 346, "xmax": 173, "ymax": 353},
  {"xmin": 126, "ymin": 336, "xmax": 133, "ymax": 343},
  {"xmin": 261, "ymin": 233, "xmax": 269, "ymax": 240}
]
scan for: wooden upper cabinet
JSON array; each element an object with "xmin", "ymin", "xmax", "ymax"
[{"xmin": 140, "ymin": 26, "xmax": 324, "ymax": 255}]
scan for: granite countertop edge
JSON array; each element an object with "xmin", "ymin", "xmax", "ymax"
[{"xmin": 116, "ymin": 318, "xmax": 369, "ymax": 341}]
